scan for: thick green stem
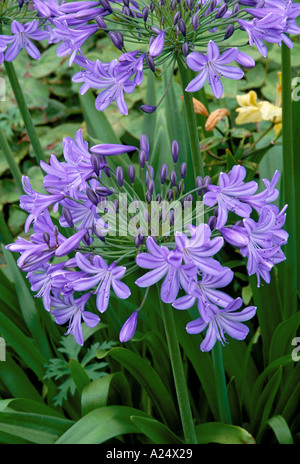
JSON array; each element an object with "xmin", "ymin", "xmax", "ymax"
[
  {"xmin": 159, "ymin": 295, "xmax": 198, "ymax": 444},
  {"xmin": 212, "ymin": 342, "xmax": 232, "ymax": 424},
  {"xmin": 4, "ymin": 61, "xmax": 46, "ymax": 164},
  {"xmin": 0, "ymin": 126, "xmax": 23, "ymax": 192},
  {"xmin": 177, "ymin": 58, "xmax": 204, "ymax": 178},
  {"xmin": 281, "ymin": 43, "xmax": 298, "ymax": 318}
]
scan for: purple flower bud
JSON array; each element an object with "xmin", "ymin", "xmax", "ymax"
[
  {"xmin": 178, "ymin": 180, "xmax": 185, "ymax": 193},
  {"xmin": 173, "ymin": 11, "xmax": 181, "ymax": 25},
  {"xmin": 86, "ymin": 187, "xmax": 99, "ymax": 206},
  {"xmin": 139, "ymin": 150, "xmax": 146, "ymax": 168},
  {"xmin": 169, "ymin": 209, "xmax": 175, "ymax": 227},
  {"xmin": 91, "ymin": 143, "xmax": 137, "ymax": 156},
  {"xmin": 145, "ymin": 54, "xmax": 155, "ymax": 73},
  {"xmin": 140, "ymin": 104, "xmax": 157, "ymax": 114},
  {"xmin": 113, "ymin": 199, "xmax": 119, "ymax": 213},
  {"xmin": 148, "ymin": 180, "xmax": 155, "ymax": 194},
  {"xmin": 149, "ymin": 1, "xmax": 155, "ymax": 12},
  {"xmin": 224, "ymin": 24, "xmax": 234, "ymax": 40},
  {"xmin": 96, "ymin": 186, "xmax": 114, "ymax": 197},
  {"xmin": 156, "ymin": 193, "xmax": 162, "ymax": 202},
  {"xmin": 134, "ymin": 235, "xmax": 140, "ymax": 248},
  {"xmin": 208, "ymin": 215, "xmax": 217, "ymax": 230},
  {"xmin": 180, "ymin": 162, "xmax": 187, "ymax": 178},
  {"xmin": 215, "ymin": 4, "xmax": 228, "ymax": 18},
  {"xmin": 160, "ymin": 163, "xmax": 168, "ymax": 184},
  {"xmin": 170, "ymin": 170, "xmax": 177, "ymax": 186},
  {"xmin": 53, "ymin": 226, "xmax": 59, "ymax": 237},
  {"xmin": 43, "ymin": 232, "xmax": 50, "ymax": 246},
  {"xmin": 142, "ymin": 6, "xmax": 149, "ymax": 21},
  {"xmin": 109, "ymin": 31, "xmax": 124, "ymax": 51},
  {"xmin": 91, "ymin": 154, "xmax": 101, "ymax": 176},
  {"xmin": 99, "ymin": 0, "xmax": 112, "ymax": 12},
  {"xmin": 178, "ymin": 19, "xmax": 187, "ymax": 36},
  {"xmin": 55, "ymin": 228, "xmax": 88, "ymax": 258},
  {"xmin": 140, "ymin": 134, "xmax": 149, "ymax": 160},
  {"xmin": 149, "ymin": 31, "xmax": 165, "ymax": 57},
  {"xmin": 62, "ymin": 207, "xmax": 74, "ymax": 228},
  {"xmin": 145, "ymin": 191, "xmax": 152, "ymax": 204},
  {"xmin": 128, "ymin": 164, "xmax": 135, "ymax": 183},
  {"xmin": 116, "ymin": 166, "xmax": 124, "ymax": 187},
  {"xmin": 96, "ymin": 17, "xmax": 108, "ymax": 29},
  {"xmin": 122, "ymin": 5, "xmax": 131, "ymax": 15},
  {"xmin": 232, "ymin": 4, "xmax": 240, "ymax": 14},
  {"xmin": 171, "ymin": 140, "xmax": 179, "ymax": 163},
  {"xmin": 192, "ymin": 14, "xmax": 199, "ymax": 31},
  {"xmin": 182, "ymin": 42, "xmax": 189, "ymax": 57}
]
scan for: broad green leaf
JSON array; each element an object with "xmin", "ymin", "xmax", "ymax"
[
  {"xmin": 0, "ymin": 398, "xmax": 64, "ymax": 418},
  {"xmin": 96, "ymin": 347, "xmax": 180, "ymax": 430},
  {"xmin": 55, "ymin": 406, "xmax": 150, "ymax": 444},
  {"xmin": 81, "ymin": 372, "xmax": 131, "ymax": 415},
  {"xmin": 0, "ymin": 411, "xmax": 73, "ymax": 444},
  {"xmin": 0, "ymin": 310, "xmax": 46, "ymax": 379},
  {"xmin": 130, "ymin": 416, "xmax": 183, "ymax": 445},
  {"xmin": 69, "ymin": 358, "xmax": 90, "ymax": 397},
  {"xmin": 267, "ymin": 415, "xmax": 294, "ymax": 444},
  {"xmin": 269, "ymin": 310, "xmax": 300, "ymax": 364},
  {"xmin": 195, "ymin": 422, "xmax": 255, "ymax": 444},
  {"xmin": 0, "ymin": 354, "xmax": 42, "ymax": 402},
  {"xmin": 254, "ymin": 368, "xmax": 283, "ymax": 441}
]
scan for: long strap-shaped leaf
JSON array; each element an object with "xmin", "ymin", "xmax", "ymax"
[{"xmin": 97, "ymin": 347, "xmax": 180, "ymax": 431}]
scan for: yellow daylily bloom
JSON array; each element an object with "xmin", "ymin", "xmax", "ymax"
[{"xmin": 235, "ymin": 90, "xmax": 263, "ymax": 125}]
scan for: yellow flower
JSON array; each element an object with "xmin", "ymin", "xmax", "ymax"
[
  {"xmin": 235, "ymin": 90, "xmax": 263, "ymax": 125},
  {"xmin": 235, "ymin": 74, "xmax": 282, "ymax": 136}
]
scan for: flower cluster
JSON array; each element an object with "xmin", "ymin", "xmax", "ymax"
[
  {"xmin": 6, "ymin": 128, "xmax": 288, "ymax": 350},
  {"xmin": 1, "ymin": 0, "xmax": 300, "ymax": 112}
]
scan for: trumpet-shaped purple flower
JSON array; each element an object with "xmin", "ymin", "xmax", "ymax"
[
  {"xmin": 51, "ymin": 292, "xmax": 100, "ymax": 345},
  {"xmin": 135, "ymin": 237, "xmax": 185, "ymax": 304},
  {"xmin": 238, "ymin": 16, "xmax": 286, "ymax": 57},
  {"xmin": 175, "ymin": 223, "xmax": 224, "ymax": 275},
  {"xmin": 72, "ymin": 252, "xmax": 131, "ymax": 312},
  {"xmin": 220, "ymin": 206, "xmax": 288, "ymax": 287},
  {"xmin": 0, "ymin": 20, "xmax": 49, "ymax": 62},
  {"xmin": 172, "ymin": 267, "xmax": 234, "ymax": 321},
  {"xmin": 185, "ymin": 41, "xmax": 244, "ymax": 98},
  {"xmin": 72, "ymin": 58, "xmax": 136, "ymax": 115},
  {"xmin": 149, "ymin": 30, "xmax": 165, "ymax": 58},
  {"xmin": 20, "ymin": 176, "xmax": 64, "ymax": 232},
  {"xmin": 203, "ymin": 165, "xmax": 258, "ymax": 229},
  {"xmin": 186, "ymin": 297, "xmax": 256, "ymax": 352}
]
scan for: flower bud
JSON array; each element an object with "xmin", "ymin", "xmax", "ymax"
[
  {"xmin": 205, "ymin": 108, "xmax": 230, "ymax": 132},
  {"xmin": 116, "ymin": 166, "xmax": 124, "ymax": 187},
  {"xmin": 140, "ymin": 104, "xmax": 157, "ymax": 113},
  {"xmin": 171, "ymin": 140, "xmax": 179, "ymax": 163},
  {"xmin": 86, "ymin": 187, "xmax": 99, "ymax": 206},
  {"xmin": 128, "ymin": 164, "xmax": 136, "ymax": 183},
  {"xmin": 119, "ymin": 311, "xmax": 139, "ymax": 342},
  {"xmin": 160, "ymin": 163, "xmax": 168, "ymax": 185}
]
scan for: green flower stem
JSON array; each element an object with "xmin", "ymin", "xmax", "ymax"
[
  {"xmin": 177, "ymin": 58, "xmax": 204, "ymax": 178},
  {"xmin": 4, "ymin": 60, "xmax": 46, "ymax": 164},
  {"xmin": 212, "ymin": 342, "xmax": 232, "ymax": 424},
  {"xmin": 281, "ymin": 43, "xmax": 298, "ymax": 318},
  {"xmin": 159, "ymin": 294, "xmax": 198, "ymax": 444},
  {"xmin": 0, "ymin": 126, "xmax": 23, "ymax": 192}
]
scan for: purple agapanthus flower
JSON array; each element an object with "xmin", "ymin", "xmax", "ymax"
[
  {"xmin": 185, "ymin": 41, "xmax": 245, "ymax": 98},
  {"xmin": 175, "ymin": 223, "xmax": 224, "ymax": 275},
  {"xmin": 135, "ymin": 237, "xmax": 185, "ymax": 304},
  {"xmin": 20, "ymin": 176, "xmax": 64, "ymax": 233},
  {"xmin": 72, "ymin": 58, "xmax": 136, "ymax": 115},
  {"xmin": 238, "ymin": 16, "xmax": 286, "ymax": 57},
  {"xmin": 172, "ymin": 267, "xmax": 234, "ymax": 321},
  {"xmin": 50, "ymin": 292, "xmax": 100, "ymax": 345},
  {"xmin": 220, "ymin": 206, "xmax": 288, "ymax": 286},
  {"xmin": 186, "ymin": 297, "xmax": 257, "ymax": 352},
  {"xmin": 0, "ymin": 20, "xmax": 49, "ymax": 62},
  {"xmin": 72, "ymin": 252, "xmax": 131, "ymax": 312},
  {"xmin": 203, "ymin": 165, "xmax": 258, "ymax": 229}
]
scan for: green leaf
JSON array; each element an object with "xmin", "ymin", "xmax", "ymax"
[
  {"xmin": 195, "ymin": 422, "xmax": 255, "ymax": 444},
  {"xmin": 0, "ymin": 411, "xmax": 73, "ymax": 444},
  {"xmin": 81, "ymin": 372, "xmax": 131, "ymax": 415},
  {"xmin": 130, "ymin": 416, "xmax": 183, "ymax": 444},
  {"xmin": 96, "ymin": 347, "xmax": 180, "ymax": 429},
  {"xmin": 269, "ymin": 310, "xmax": 300, "ymax": 364},
  {"xmin": 267, "ymin": 415, "xmax": 294, "ymax": 444},
  {"xmin": 55, "ymin": 406, "xmax": 150, "ymax": 444},
  {"xmin": 69, "ymin": 358, "xmax": 91, "ymax": 397}
]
